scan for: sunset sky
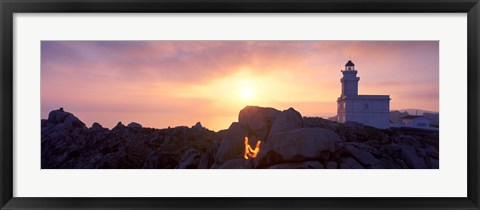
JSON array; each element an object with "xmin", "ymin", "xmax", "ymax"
[{"xmin": 41, "ymin": 41, "xmax": 439, "ymax": 131}]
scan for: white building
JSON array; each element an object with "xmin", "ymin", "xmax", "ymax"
[
  {"xmin": 337, "ymin": 60, "xmax": 390, "ymax": 129},
  {"xmin": 400, "ymin": 115, "xmax": 430, "ymax": 128}
]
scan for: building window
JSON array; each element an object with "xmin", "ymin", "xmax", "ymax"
[{"xmin": 364, "ymin": 103, "xmax": 369, "ymax": 110}]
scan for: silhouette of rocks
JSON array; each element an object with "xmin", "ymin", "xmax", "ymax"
[
  {"xmin": 91, "ymin": 122, "xmax": 103, "ymax": 129},
  {"xmin": 41, "ymin": 106, "xmax": 439, "ymax": 169},
  {"xmin": 192, "ymin": 122, "xmax": 203, "ymax": 130},
  {"xmin": 127, "ymin": 122, "xmax": 142, "ymax": 128},
  {"xmin": 63, "ymin": 115, "xmax": 86, "ymax": 131},
  {"xmin": 41, "ymin": 108, "xmax": 220, "ymax": 169},
  {"xmin": 47, "ymin": 107, "xmax": 70, "ymax": 124}
]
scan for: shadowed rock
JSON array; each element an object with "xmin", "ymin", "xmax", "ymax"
[
  {"xmin": 267, "ymin": 107, "xmax": 303, "ymax": 141},
  {"xmin": 217, "ymin": 158, "xmax": 253, "ymax": 169},
  {"xmin": 214, "ymin": 122, "xmax": 249, "ymax": 163},
  {"xmin": 127, "ymin": 122, "xmax": 142, "ymax": 128},
  {"xmin": 113, "ymin": 122, "xmax": 126, "ymax": 130},
  {"xmin": 254, "ymin": 127, "xmax": 342, "ymax": 168},
  {"xmin": 143, "ymin": 151, "xmax": 177, "ymax": 169},
  {"xmin": 177, "ymin": 149, "xmax": 201, "ymax": 169},
  {"xmin": 63, "ymin": 115, "xmax": 86, "ymax": 131},
  {"xmin": 238, "ymin": 106, "xmax": 280, "ymax": 140},
  {"xmin": 46, "ymin": 108, "xmax": 86, "ymax": 130},
  {"xmin": 268, "ymin": 161, "xmax": 324, "ymax": 169},
  {"xmin": 47, "ymin": 107, "xmax": 70, "ymax": 124},
  {"xmin": 339, "ymin": 157, "xmax": 363, "ymax": 169},
  {"xmin": 344, "ymin": 143, "xmax": 383, "ymax": 168},
  {"xmin": 192, "ymin": 122, "xmax": 203, "ymax": 130},
  {"xmin": 41, "ymin": 106, "xmax": 439, "ymax": 169},
  {"xmin": 397, "ymin": 145, "xmax": 427, "ymax": 169}
]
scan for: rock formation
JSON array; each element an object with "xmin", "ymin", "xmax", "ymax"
[{"xmin": 41, "ymin": 106, "xmax": 439, "ymax": 169}]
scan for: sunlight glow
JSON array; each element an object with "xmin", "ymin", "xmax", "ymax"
[{"xmin": 240, "ymin": 86, "xmax": 253, "ymax": 100}]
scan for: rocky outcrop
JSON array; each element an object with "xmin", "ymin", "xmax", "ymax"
[
  {"xmin": 41, "ymin": 108, "xmax": 221, "ymax": 169},
  {"xmin": 41, "ymin": 106, "xmax": 439, "ymax": 169}
]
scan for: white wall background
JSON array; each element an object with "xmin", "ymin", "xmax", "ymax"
[{"xmin": 13, "ymin": 13, "xmax": 467, "ymax": 197}]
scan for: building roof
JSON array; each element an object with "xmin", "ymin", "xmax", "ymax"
[
  {"xmin": 345, "ymin": 60, "xmax": 355, "ymax": 66},
  {"xmin": 401, "ymin": 115, "xmax": 429, "ymax": 120}
]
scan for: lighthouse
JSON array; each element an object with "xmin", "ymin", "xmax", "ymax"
[
  {"xmin": 340, "ymin": 60, "xmax": 360, "ymax": 97},
  {"xmin": 337, "ymin": 60, "xmax": 390, "ymax": 129}
]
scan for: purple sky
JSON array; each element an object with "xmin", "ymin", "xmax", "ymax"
[{"xmin": 41, "ymin": 41, "xmax": 439, "ymax": 130}]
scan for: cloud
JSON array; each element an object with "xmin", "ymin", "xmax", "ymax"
[{"xmin": 41, "ymin": 41, "xmax": 439, "ymax": 130}]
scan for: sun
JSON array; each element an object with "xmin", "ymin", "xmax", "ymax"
[{"xmin": 240, "ymin": 86, "xmax": 253, "ymax": 100}]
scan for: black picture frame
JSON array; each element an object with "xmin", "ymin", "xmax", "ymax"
[{"xmin": 1, "ymin": 0, "xmax": 479, "ymax": 209}]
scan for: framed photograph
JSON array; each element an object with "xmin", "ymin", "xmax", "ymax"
[{"xmin": 1, "ymin": 0, "xmax": 479, "ymax": 209}]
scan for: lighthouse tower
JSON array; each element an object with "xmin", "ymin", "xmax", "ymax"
[
  {"xmin": 340, "ymin": 60, "xmax": 360, "ymax": 97},
  {"xmin": 336, "ymin": 60, "xmax": 390, "ymax": 129}
]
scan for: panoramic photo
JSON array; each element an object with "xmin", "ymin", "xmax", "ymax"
[{"xmin": 41, "ymin": 41, "xmax": 439, "ymax": 169}]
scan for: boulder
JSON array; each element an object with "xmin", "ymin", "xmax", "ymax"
[
  {"xmin": 143, "ymin": 151, "xmax": 177, "ymax": 169},
  {"xmin": 192, "ymin": 122, "xmax": 203, "ymax": 130},
  {"xmin": 344, "ymin": 143, "xmax": 383, "ymax": 168},
  {"xmin": 198, "ymin": 146, "xmax": 217, "ymax": 169},
  {"xmin": 267, "ymin": 108, "xmax": 303, "ymax": 140},
  {"xmin": 214, "ymin": 122, "xmax": 249, "ymax": 163},
  {"xmin": 91, "ymin": 122, "xmax": 103, "ymax": 129},
  {"xmin": 238, "ymin": 106, "xmax": 280, "ymax": 140},
  {"xmin": 63, "ymin": 115, "xmax": 86, "ymax": 131},
  {"xmin": 254, "ymin": 127, "xmax": 342, "ymax": 168},
  {"xmin": 177, "ymin": 149, "xmax": 201, "ymax": 169},
  {"xmin": 398, "ymin": 145, "xmax": 427, "ymax": 169},
  {"xmin": 47, "ymin": 108, "xmax": 70, "ymax": 124},
  {"xmin": 127, "ymin": 122, "xmax": 142, "ymax": 128},
  {"xmin": 268, "ymin": 161, "xmax": 324, "ymax": 169},
  {"xmin": 89, "ymin": 122, "xmax": 109, "ymax": 133},
  {"xmin": 112, "ymin": 122, "xmax": 126, "ymax": 131}
]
